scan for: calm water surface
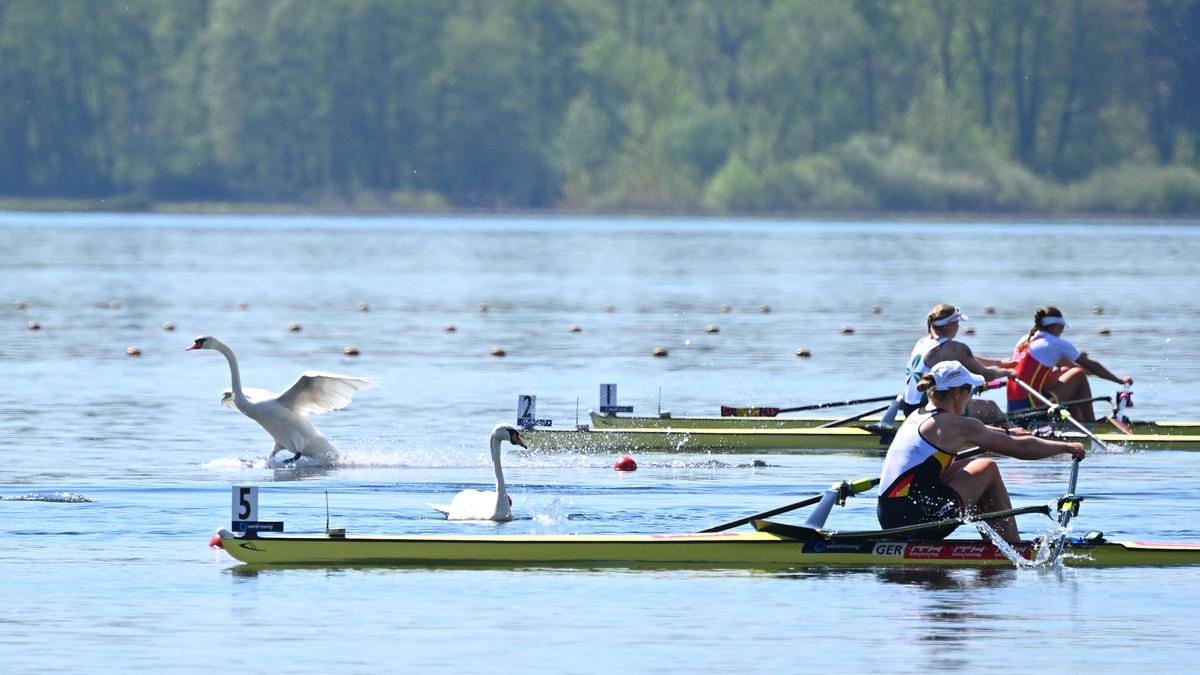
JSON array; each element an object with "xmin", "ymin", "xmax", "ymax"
[{"xmin": 2, "ymin": 214, "xmax": 1199, "ymax": 672}]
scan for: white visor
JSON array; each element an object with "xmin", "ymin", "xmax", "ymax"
[
  {"xmin": 931, "ymin": 311, "xmax": 967, "ymax": 327},
  {"xmin": 929, "ymin": 360, "xmax": 986, "ymax": 390},
  {"xmin": 1040, "ymin": 316, "xmax": 1069, "ymax": 328}
]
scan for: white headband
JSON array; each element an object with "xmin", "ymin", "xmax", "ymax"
[
  {"xmin": 931, "ymin": 311, "xmax": 966, "ymax": 327},
  {"xmin": 1040, "ymin": 316, "xmax": 1069, "ymax": 328}
]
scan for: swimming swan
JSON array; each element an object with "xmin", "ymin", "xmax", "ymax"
[
  {"xmin": 431, "ymin": 424, "xmax": 527, "ymax": 521},
  {"xmin": 187, "ymin": 336, "xmax": 378, "ymax": 465}
]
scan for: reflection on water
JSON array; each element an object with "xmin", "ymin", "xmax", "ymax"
[{"xmin": 875, "ymin": 566, "xmax": 1018, "ymax": 590}]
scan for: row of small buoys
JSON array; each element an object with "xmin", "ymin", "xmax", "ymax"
[{"xmin": 7, "ymin": 301, "xmax": 1117, "ymax": 317}]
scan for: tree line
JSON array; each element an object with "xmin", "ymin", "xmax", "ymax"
[{"xmin": 1, "ymin": 0, "xmax": 1198, "ymax": 214}]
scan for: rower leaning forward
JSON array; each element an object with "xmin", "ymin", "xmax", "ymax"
[
  {"xmin": 877, "ymin": 361, "xmax": 1085, "ymax": 544},
  {"xmin": 878, "ymin": 304, "xmax": 1013, "ymax": 428},
  {"xmin": 1006, "ymin": 306, "xmax": 1133, "ymax": 423}
]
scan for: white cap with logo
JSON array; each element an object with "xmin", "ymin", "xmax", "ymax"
[{"xmin": 929, "ymin": 360, "xmax": 986, "ymax": 390}]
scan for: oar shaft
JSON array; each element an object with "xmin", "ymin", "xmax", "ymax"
[
  {"xmin": 815, "ymin": 404, "xmax": 890, "ymax": 429},
  {"xmin": 700, "ymin": 448, "xmax": 987, "ymax": 533},
  {"xmin": 776, "ymin": 395, "xmax": 898, "ymax": 414},
  {"xmin": 980, "ymin": 395, "xmax": 1109, "ymax": 426},
  {"xmin": 1009, "ymin": 376, "xmax": 1111, "ymax": 449},
  {"xmin": 721, "ymin": 395, "xmax": 898, "ymax": 417}
]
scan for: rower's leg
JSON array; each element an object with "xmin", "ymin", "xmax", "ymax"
[
  {"xmin": 944, "ymin": 458, "xmax": 1019, "ymax": 543},
  {"xmin": 1051, "ymin": 367, "xmax": 1095, "ymax": 422}
]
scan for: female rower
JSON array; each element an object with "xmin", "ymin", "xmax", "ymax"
[
  {"xmin": 878, "ymin": 361, "xmax": 1085, "ymax": 543},
  {"xmin": 886, "ymin": 304, "xmax": 1013, "ymax": 424},
  {"xmin": 1006, "ymin": 306, "xmax": 1133, "ymax": 422}
]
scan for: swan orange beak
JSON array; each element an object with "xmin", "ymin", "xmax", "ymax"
[
  {"xmin": 186, "ymin": 340, "xmax": 203, "ymax": 351},
  {"xmin": 511, "ymin": 431, "xmax": 528, "ymax": 448}
]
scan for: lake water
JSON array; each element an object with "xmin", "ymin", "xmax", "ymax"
[{"xmin": 2, "ymin": 213, "xmax": 1199, "ymax": 672}]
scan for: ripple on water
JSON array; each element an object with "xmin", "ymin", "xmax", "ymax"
[{"xmin": 0, "ymin": 491, "xmax": 95, "ymax": 503}]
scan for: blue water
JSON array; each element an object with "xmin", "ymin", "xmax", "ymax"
[{"xmin": 3, "ymin": 213, "xmax": 1200, "ymax": 672}]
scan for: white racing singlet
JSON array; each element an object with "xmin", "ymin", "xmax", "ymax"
[
  {"xmin": 879, "ymin": 408, "xmax": 955, "ymax": 497},
  {"xmin": 903, "ymin": 336, "xmax": 949, "ymax": 405}
]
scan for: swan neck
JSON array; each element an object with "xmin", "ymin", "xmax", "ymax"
[
  {"xmin": 216, "ymin": 342, "xmax": 245, "ymax": 397},
  {"xmin": 491, "ymin": 435, "xmax": 507, "ymax": 494}
]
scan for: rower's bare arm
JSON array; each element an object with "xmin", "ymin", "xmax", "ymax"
[
  {"xmin": 961, "ymin": 418, "xmax": 1085, "ymax": 461},
  {"xmin": 1077, "ymin": 353, "xmax": 1133, "ymax": 385},
  {"xmin": 962, "ymin": 354, "xmax": 1012, "ymax": 382}
]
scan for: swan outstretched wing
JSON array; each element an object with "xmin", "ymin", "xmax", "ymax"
[
  {"xmin": 274, "ymin": 371, "xmax": 379, "ymax": 416},
  {"xmin": 219, "ymin": 387, "xmax": 276, "ymax": 410}
]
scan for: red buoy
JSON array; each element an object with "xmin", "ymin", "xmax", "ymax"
[
  {"xmin": 614, "ymin": 456, "xmax": 638, "ymax": 472},
  {"xmin": 208, "ymin": 534, "xmax": 224, "ymax": 549}
]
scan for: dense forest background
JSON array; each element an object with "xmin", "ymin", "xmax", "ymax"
[{"xmin": 2, "ymin": 0, "xmax": 1199, "ymax": 215}]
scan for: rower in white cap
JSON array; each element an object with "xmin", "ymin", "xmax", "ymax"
[{"xmin": 877, "ymin": 360, "xmax": 1084, "ymax": 544}]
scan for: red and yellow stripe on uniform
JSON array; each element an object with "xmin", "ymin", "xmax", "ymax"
[
  {"xmin": 883, "ymin": 450, "xmax": 957, "ymax": 497},
  {"xmin": 1007, "ymin": 348, "xmax": 1056, "ymax": 407}
]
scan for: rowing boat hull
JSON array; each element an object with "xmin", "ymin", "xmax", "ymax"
[
  {"xmin": 215, "ymin": 529, "xmax": 1200, "ymax": 568},
  {"xmin": 522, "ymin": 425, "xmax": 1200, "ymax": 453},
  {"xmin": 588, "ymin": 412, "xmax": 1200, "ymax": 436}
]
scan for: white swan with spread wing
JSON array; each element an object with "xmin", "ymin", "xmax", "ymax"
[
  {"xmin": 431, "ymin": 424, "xmax": 527, "ymax": 521},
  {"xmin": 187, "ymin": 336, "xmax": 378, "ymax": 465}
]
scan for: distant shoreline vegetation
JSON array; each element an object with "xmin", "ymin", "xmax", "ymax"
[
  {"xmin": 4, "ymin": 151, "xmax": 1198, "ymax": 219},
  {"xmin": 2, "ymin": 2, "xmax": 1198, "ymax": 217}
]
